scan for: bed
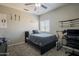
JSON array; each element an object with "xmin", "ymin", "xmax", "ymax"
[{"xmin": 27, "ymin": 32, "xmax": 58, "ymax": 54}]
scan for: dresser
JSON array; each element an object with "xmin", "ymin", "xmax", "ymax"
[{"xmin": 0, "ymin": 37, "xmax": 7, "ymax": 56}]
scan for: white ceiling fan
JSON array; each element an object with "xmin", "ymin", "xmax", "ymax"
[{"xmin": 24, "ymin": 3, "xmax": 47, "ymax": 11}]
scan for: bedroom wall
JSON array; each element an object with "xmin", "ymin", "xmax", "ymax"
[
  {"xmin": 0, "ymin": 5, "xmax": 39, "ymax": 45},
  {"xmin": 40, "ymin": 4, "xmax": 79, "ymax": 35}
]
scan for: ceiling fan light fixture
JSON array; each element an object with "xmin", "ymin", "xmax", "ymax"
[{"xmin": 35, "ymin": 3, "xmax": 41, "ymax": 7}]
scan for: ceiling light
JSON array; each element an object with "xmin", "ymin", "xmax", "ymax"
[{"xmin": 35, "ymin": 3, "xmax": 41, "ymax": 7}]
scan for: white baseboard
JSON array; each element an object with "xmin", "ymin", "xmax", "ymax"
[{"xmin": 8, "ymin": 42, "xmax": 25, "ymax": 47}]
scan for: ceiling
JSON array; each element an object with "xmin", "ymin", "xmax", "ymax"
[{"xmin": 0, "ymin": 3, "xmax": 66, "ymax": 15}]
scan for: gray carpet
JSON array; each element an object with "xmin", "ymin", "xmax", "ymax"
[{"xmin": 7, "ymin": 43, "xmax": 68, "ymax": 56}]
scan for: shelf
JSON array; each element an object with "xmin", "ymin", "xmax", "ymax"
[
  {"xmin": 59, "ymin": 18, "xmax": 79, "ymax": 22},
  {"xmin": 59, "ymin": 18, "xmax": 79, "ymax": 27}
]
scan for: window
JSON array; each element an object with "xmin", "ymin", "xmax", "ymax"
[{"xmin": 40, "ymin": 20, "xmax": 50, "ymax": 32}]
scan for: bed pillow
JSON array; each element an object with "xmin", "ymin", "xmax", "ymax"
[{"xmin": 32, "ymin": 30, "xmax": 39, "ymax": 34}]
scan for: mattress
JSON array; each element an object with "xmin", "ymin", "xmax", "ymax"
[
  {"xmin": 29, "ymin": 33, "xmax": 57, "ymax": 47},
  {"xmin": 30, "ymin": 33, "xmax": 53, "ymax": 37}
]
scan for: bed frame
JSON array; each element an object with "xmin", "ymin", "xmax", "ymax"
[
  {"xmin": 27, "ymin": 39, "xmax": 56, "ymax": 55},
  {"xmin": 25, "ymin": 31, "xmax": 57, "ymax": 55}
]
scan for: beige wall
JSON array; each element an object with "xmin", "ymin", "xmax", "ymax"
[
  {"xmin": 40, "ymin": 4, "xmax": 79, "ymax": 35},
  {"xmin": 0, "ymin": 5, "xmax": 39, "ymax": 45}
]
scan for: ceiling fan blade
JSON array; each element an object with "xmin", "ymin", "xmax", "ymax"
[
  {"xmin": 41, "ymin": 4, "xmax": 47, "ymax": 9},
  {"xmin": 24, "ymin": 9, "xmax": 29, "ymax": 11},
  {"xmin": 25, "ymin": 3, "xmax": 34, "ymax": 6},
  {"xmin": 34, "ymin": 7, "xmax": 37, "ymax": 11}
]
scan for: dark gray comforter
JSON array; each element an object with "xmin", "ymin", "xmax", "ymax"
[{"xmin": 29, "ymin": 33, "xmax": 57, "ymax": 47}]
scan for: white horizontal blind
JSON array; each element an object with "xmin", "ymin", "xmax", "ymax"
[{"xmin": 40, "ymin": 19, "xmax": 50, "ymax": 32}]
